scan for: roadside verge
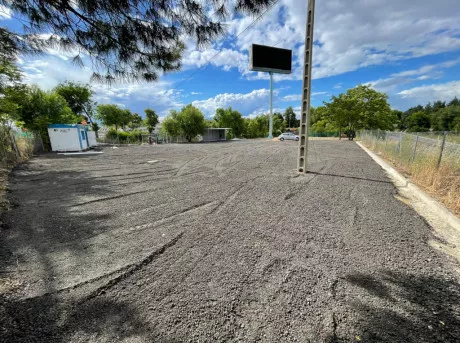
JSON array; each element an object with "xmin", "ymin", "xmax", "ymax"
[{"xmin": 356, "ymin": 141, "xmax": 460, "ymax": 265}]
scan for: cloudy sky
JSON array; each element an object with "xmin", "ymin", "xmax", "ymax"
[{"xmin": 1, "ymin": 0, "xmax": 460, "ymax": 119}]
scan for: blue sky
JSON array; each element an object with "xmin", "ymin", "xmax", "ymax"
[{"xmin": 2, "ymin": 0, "xmax": 460, "ymax": 119}]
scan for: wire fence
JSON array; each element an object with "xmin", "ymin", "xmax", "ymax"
[
  {"xmin": 358, "ymin": 130, "xmax": 460, "ymax": 214},
  {"xmin": 0, "ymin": 126, "xmax": 44, "ymax": 171}
]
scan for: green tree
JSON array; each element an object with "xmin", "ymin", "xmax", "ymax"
[
  {"xmin": 1, "ymin": 1, "xmax": 272, "ymax": 82},
  {"xmin": 128, "ymin": 113, "xmax": 143, "ymax": 130},
  {"xmin": 17, "ymin": 85, "xmax": 80, "ymax": 147},
  {"xmin": 177, "ymin": 104, "xmax": 205, "ymax": 142},
  {"xmin": 214, "ymin": 107, "xmax": 245, "ymax": 138},
  {"xmin": 54, "ymin": 81, "xmax": 95, "ymax": 121},
  {"xmin": 144, "ymin": 108, "xmax": 159, "ymax": 134},
  {"xmin": 324, "ymin": 85, "xmax": 396, "ymax": 135},
  {"xmin": 431, "ymin": 105, "xmax": 460, "ymax": 131},
  {"xmin": 406, "ymin": 111, "xmax": 431, "ymax": 132},
  {"xmin": 0, "ymin": 57, "xmax": 23, "ymax": 123},
  {"xmin": 96, "ymin": 104, "xmax": 130, "ymax": 130},
  {"xmin": 284, "ymin": 106, "xmax": 299, "ymax": 128},
  {"xmin": 162, "ymin": 110, "xmax": 181, "ymax": 138},
  {"xmin": 272, "ymin": 113, "xmax": 286, "ymax": 135},
  {"xmin": 244, "ymin": 115, "xmax": 268, "ymax": 138}
]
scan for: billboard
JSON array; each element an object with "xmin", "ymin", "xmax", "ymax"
[{"xmin": 249, "ymin": 44, "xmax": 292, "ymax": 74}]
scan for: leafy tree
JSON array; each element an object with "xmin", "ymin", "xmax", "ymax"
[
  {"xmin": 144, "ymin": 108, "xmax": 159, "ymax": 134},
  {"xmin": 17, "ymin": 85, "xmax": 81, "ymax": 147},
  {"xmin": 54, "ymin": 81, "xmax": 95, "ymax": 121},
  {"xmin": 431, "ymin": 105, "xmax": 460, "ymax": 132},
  {"xmin": 324, "ymin": 85, "xmax": 396, "ymax": 134},
  {"xmin": 162, "ymin": 110, "xmax": 181, "ymax": 138},
  {"xmin": 406, "ymin": 111, "xmax": 431, "ymax": 132},
  {"xmin": 96, "ymin": 104, "xmax": 130, "ymax": 130},
  {"xmin": 284, "ymin": 106, "xmax": 299, "ymax": 128},
  {"xmin": 244, "ymin": 115, "xmax": 268, "ymax": 138},
  {"xmin": 128, "ymin": 113, "xmax": 143, "ymax": 130},
  {"xmin": 214, "ymin": 107, "xmax": 245, "ymax": 138},
  {"xmin": 272, "ymin": 113, "xmax": 286, "ymax": 135},
  {"xmin": 177, "ymin": 104, "xmax": 205, "ymax": 142},
  {"xmin": 1, "ymin": 0, "xmax": 273, "ymax": 82},
  {"xmin": 0, "ymin": 57, "xmax": 23, "ymax": 123}
]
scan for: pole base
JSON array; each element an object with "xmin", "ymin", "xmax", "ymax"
[{"xmin": 268, "ymin": 135, "xmax": 273, "ymax": 139}]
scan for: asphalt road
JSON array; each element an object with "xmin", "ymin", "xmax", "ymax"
[{"xmin": 1, "ymin": 140, "xmax": 459, "ymax": 342}]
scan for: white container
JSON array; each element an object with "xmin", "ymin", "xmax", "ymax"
[
  {"xmin": 48, "ymin": 124, "xmax": 89, "ymax": 152},
  {"xmin": 87, "ymin": 131, "xmax": 97, "ymax": 147}
]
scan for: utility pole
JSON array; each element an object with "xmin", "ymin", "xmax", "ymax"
[
  {"xmin": 268, "ymin": 71, "xmax": 274, "ymax": 139},
  {"xmin": 297, "ymin": 0, "xmax": 315, "ymax": 173}
]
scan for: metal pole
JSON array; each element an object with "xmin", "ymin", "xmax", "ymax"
[
  {"xmin": 411, "ymin": 133, "xmax": 419, "ymax": 163},
  {"xmin": 297, "ymin": 0, "xmax": 315, "ymax": 173},
  {"xmin": 268, "ymin": 71, "xmax": 274, "ymax": 139},
  {"xmin": 437, "ymin": 131, "xmax": 447, "ymax": 169}
]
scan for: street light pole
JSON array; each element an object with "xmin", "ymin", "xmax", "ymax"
[
  {"xmin": 297, "ymin": 0, "xmax": 315, "ymax": 173},
  {"xmin": 268, "ymin": 71, "xmax": 274, "ymax": 139}
]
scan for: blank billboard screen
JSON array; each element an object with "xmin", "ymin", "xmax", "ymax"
[{"xmin": 250, "ymin": 44, "xmax": 292, "ymax": 74}]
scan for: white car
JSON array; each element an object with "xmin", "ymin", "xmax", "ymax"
[{"xmin": 278, "ymin": 132, "xmax": 299, "ymax": 141}]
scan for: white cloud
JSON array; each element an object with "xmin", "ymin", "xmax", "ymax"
[
  {"xmin": 192, "ymin": 89, "xmax": 277, "ymax": 117},
  {"xmin": 368, "ymin": 58, "xmax": 460, "ymax": 93},
  {"xmin": 398, "ymin": 81, "xmax": 460, "ymax": 103},
  {"xmin": 0, "ymin": 5, "xmax": 11, "ymax": 19},
  {"xmin": 223, "ymin": 0, "xmax": 460, "ymax": 80},
  {"xmin": 182, "ymin": 48, "xmax": 248, "ymax": 73},
  {"xmin": 333, "ymin": 83, "xmax": 343, "ymax": 89},
  {"xmin": 282, "ymin": 94, "xmax": 301, "ymax": 102},
  {"xmin": 19, "ymin": 55, "xmax": 183, "ymax": 116}
]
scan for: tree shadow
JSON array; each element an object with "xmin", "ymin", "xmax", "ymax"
[
  {"xmin": 0, "ymin": 151, "xmax": 176, "ymax": 341},
  {"xmin": 327, "ymin": 271, "xmax": 460, "ymax": 342}
]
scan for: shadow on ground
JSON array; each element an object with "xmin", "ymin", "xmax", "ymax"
[{"xmin": 327, "ymin": 271, "xmax": 460, "ymax": 342}]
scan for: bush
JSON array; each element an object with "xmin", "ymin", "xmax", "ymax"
[{"xmin": 105, "ymin": 128, "xmax": 146, "ymax": 143}]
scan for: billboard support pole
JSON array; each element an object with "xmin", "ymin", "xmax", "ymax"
[
  {"xmin": 297, "ymin": 0, "xmax": 315, "ymax": 173},
  {"xmin": 268, "ymin": 71, "xmax": 274, "ymax": 139}
]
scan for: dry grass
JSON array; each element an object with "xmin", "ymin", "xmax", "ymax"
[{"xmin": 361, "ymin": 140, "xmax": 460, "ymax": 217}]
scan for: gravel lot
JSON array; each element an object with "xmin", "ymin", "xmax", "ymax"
[{"xmin": 1, "ymin": 139, "xmax": 459, "ymax": 342}]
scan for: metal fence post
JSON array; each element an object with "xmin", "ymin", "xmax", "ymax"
[
  {"xmin": 437, "ymin": 131, "xmax": 447, "ymax": 169},
  {"xmin": 384, "ymin": 131, "xmax": 388, "ymax": 152},
  {"xmin": 411, "ymin": 133, "xmax": 419, "ymax": 163},
  {"xmin": 10, "ymin": 132, "xmax": 20, "ymax": 159},
  {"xmin": 399, "ymin": 132, "xmax": 402, "ymax": 156}
]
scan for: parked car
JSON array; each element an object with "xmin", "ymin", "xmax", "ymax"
[{"xmin": 278, "ymin": 132, "xmax": 299, "ymax": 141}]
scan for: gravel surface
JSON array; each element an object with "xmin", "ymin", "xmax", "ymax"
[{"xmin": 1, "ymin": 140, "xmax": 459, "ymax": 342}]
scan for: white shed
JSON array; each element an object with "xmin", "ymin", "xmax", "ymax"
[{"xmin": 48, "ymin": 124, "xmax": 89, "ymax": 152}]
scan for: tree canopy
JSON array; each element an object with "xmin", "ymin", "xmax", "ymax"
[
  {"xmin": 144, "ymin": 108, "xmax": 159, "ymax": 134},
  {"xmin": 54, "ymin": 82, "xmax": 95, "ymax": 120},
  {"xmin": 284, "ymin": 106, "xmax": 299, "ymax": 128},
  {"xmin": 162, "ymin": 105, "xmax": 205, "ymax": 142},
  {"xmin": 1, "ymin": 0, "xmax": 274, "ymax": 82},
  {"xmin": 96, "ymin": 104, "xmax": 131, "ymax": 130},
  {"xmin": 214, "ymin": 107, "xmax": 245, "ymax": 138},
  {"xmin": 323, "ymin": 85, "xmax": 396, "ymax": 133}
]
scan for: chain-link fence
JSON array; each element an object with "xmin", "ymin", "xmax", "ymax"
[
  {"xmin": 358, "ymin": 130, "xmax": 459, "ymax": 214},
  {"xmin": 1, "ymin": 126, "xmax": 44, "ymax": 170}
]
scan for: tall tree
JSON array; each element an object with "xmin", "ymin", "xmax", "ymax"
[
  {"xmin": 214, "ymin": 107, "xmax": 245, "ymax": 138},
  {"xmin": 17, "ymin": 85, "xmax": 81, "ymax": 147},
  {"xmin": 162, "ymin": 110, "xmax": 181, "ymax": 138},
  {"xmin": 177, "ymin": 104, "xmax": 205, "ymax": 142},
  {"xmin": 96, "ymin": 104, "xmax": 130, "ymax": 130},
  {"xmin": 1, "ymin": 0, "xmax": 274, "ymax": 82},
  {"xmin": 144, "ymin": 108, "xmax": 159, "ymax": 134},
  {"xmin": 284, "ymin": 106, "xmax": 299, "ymax": 128},
  {"xmin": 54, "ymin": 82, "xmax": 95, "ymax": 121},
  {"xmin": 128, "ymin": 113, "xmax": 143, "ymax": 130},
  {"xmin": 324, "ymin": 85, "xmax": 396, "ymax": 133}
]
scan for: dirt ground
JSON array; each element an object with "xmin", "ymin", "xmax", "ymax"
[{"xmin": 1, "ymin": 140, "xmax": 459, "ymax": 342}]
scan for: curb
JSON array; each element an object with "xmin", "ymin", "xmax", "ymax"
[{"xmin": 356, "ymin": 141, "xmax": 460, "ymax": 232}]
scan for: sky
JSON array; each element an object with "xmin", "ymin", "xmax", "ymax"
[{"xmin": 1, "ymin": 0, "xmax": 460, "ymax": 120}]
